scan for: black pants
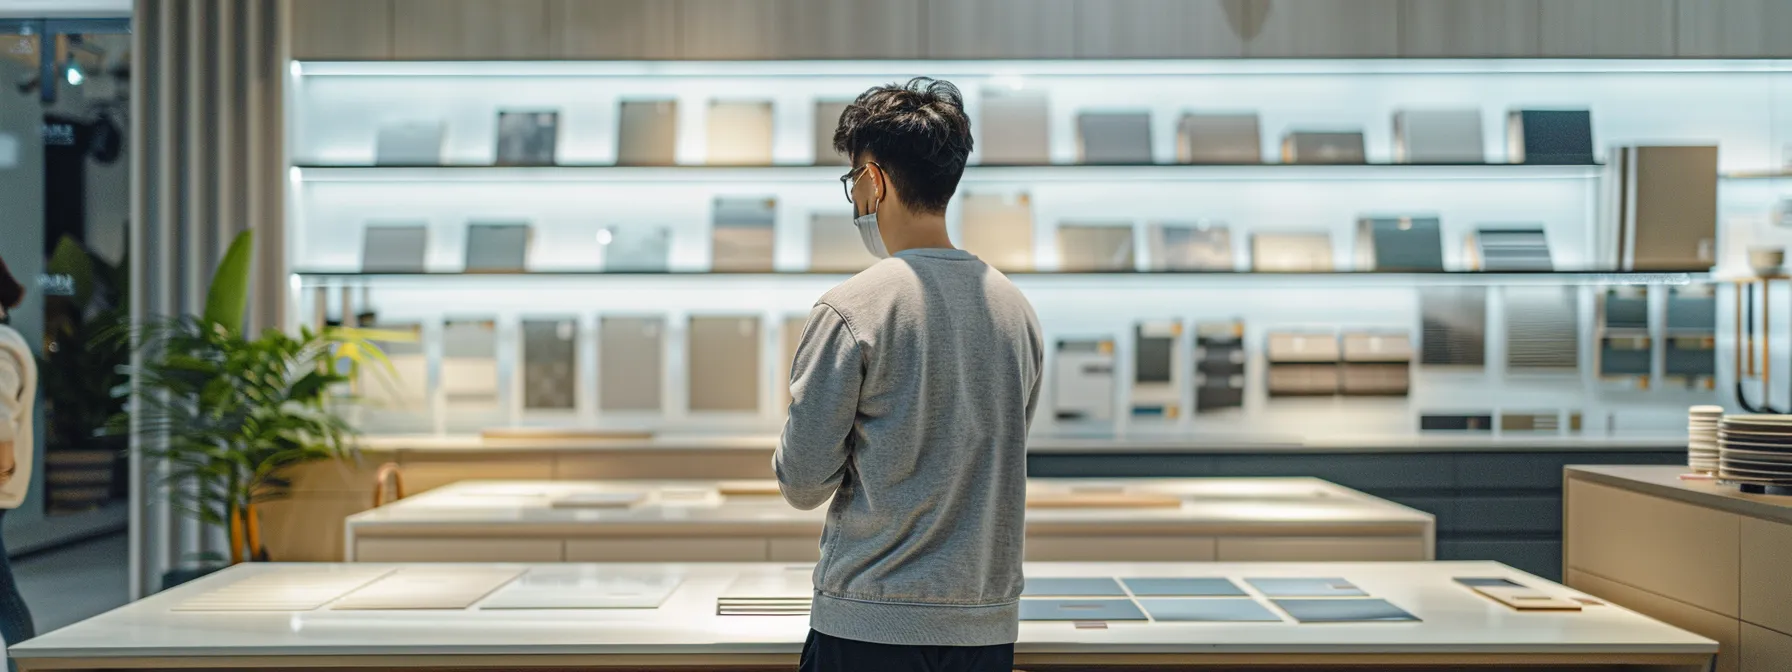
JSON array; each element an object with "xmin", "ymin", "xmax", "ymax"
[
  {"xmin": 0, "ymin": 510, "xmax": 35, "ymax": 672},
  {"xmin": 799, "ymin": 629, "xmax": 1013, "ymax": 672}
]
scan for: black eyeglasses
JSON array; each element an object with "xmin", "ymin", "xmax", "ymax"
[{"xmin": 839, "ymin": 162, "xmax": 879, "ymax": 204}]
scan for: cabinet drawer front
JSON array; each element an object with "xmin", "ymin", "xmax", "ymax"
[
  {"xmin": 565, "ymin": 538, "xmax": 767, "ymax": 562},
  {"xmin": 355, "ymin": 539, "xmax": 564, "ymax": 562},
  {"xmin": 1217, "ymin": 536, "xmax": 1427, "ymax": 562},
  {"xmin": 1025, "ymin": 536, "xmax": 1215, "ymax": 562},
  {"xmin": 1566, "ymin": 479, "xmax": 1740, "ymax": 616},
  {"xmin": 1741, "ymin": 517, "xmax": 1792, "ymax": 636},
  {"xmin": 1568, "ymin": 569, "xmax": 1738, "ymax": 672},
  {"xmin": 1743, "ymin": 622, "xmax": 1792, "ymax": 672}
]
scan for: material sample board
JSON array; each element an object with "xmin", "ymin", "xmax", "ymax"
[
  {"xmin": 1419, "ymin": 287, "xmax": 1487, "ymax": 367},
  {"xmin": 361, "ymin": 224, "xmax": 429, "ymax": 273},
  {"xmin": 688, "ymin": 316, "xmax": 761, "ymax": 412},
  {"xmin": 707, "ymin": 101, "xmax": 774, "ymax": 165},
  {"xmin": 1508, "ymin": 110, "xmax": 1594, "ymax": 165},
  {"xmin": 478, "ymin": 567, "xmax": 683, "ymax": 610},
  {"xmin": 374, "ymin": 120, "xmax": 444, "ymax": 166},
  {"xmin": 1355, "ymin": 216, "xmax": 1444, "ymax": 272},
  {"xmin": 980, "ymin": 89, "xmax": 1050, "ymax": 165},
  {"xmin": 332, "ymin": 567, "xmax": 523, "ymax": 610},
  {"xmin": 1252, "ymin": 233, "xmax": 1333, "ymax": 272},
  {"xmin": 808, "ymin": 213, "xmax": 880, "ymax": 273},
  {"xmin": 813, "ymin": 101, "xmax": 851, "ymax": 166},
  {"xmin": 1282, "ymin": 131, "xmax": 1366, "ymax": 164},
  {"xmin": 711, "ymin": 197, "xmax": 776, "ymax": 272},
  {"xmin": 495, "ymin": 110, "xmax": 558, "ymax": 166},
  {"xmin": 599, "ymin": 316, "xmax": 664, "ymax": 412},
  {"xmin": 173, "ymin": 567, "xmax": 394, "ymax": 612},
  {"xmin": 1273, "ymin": 598, "xmax": 1419, "ymax": 623},
  {"xmin": 1054, "ymin": 338, "xmax": 1116, "ymax": 422},
  {"xmin": 961, "ymin": 193, "xmax": 1035, "ymax": 271},
  {"xmin": 1246, "ymin": 578, "xmax": 1367, "ymax": 598},
  {"xmin": 1122, "ymin": 578, "xmax": 1247, "ymax": 597},
  {"xmin": 1057, "ymin": 223, "xmax": 1136, "ymax": 271},
  {"xmin": 1139, "ymin": 598, "xmax": 1281, "ymax": 622},
  {"xmin": 1148, "ymin": 223, "xmax": 1233, "ymax": 271},
  {"xmin": 601, "ymin": 226, "xmax": 672, "ymax": 272},
  {"xmin": 1019, "ymin": 598, "xmax": 1148, "ymax": 622},
  {"xmin": 1077, "ymin": 112, "xmax": 1153, "ymax": 164},
  {"xmin": 1177, "ymin": 113, "xmax": 1261, "ymax": 164},
  {"xmin": 1393, "ymin": 110, "xmax": 1484, "ymax": 164},
  {"xmin": 1472, "ymin": 227, "xmax": 1552, "ymax": 271},
  {"xmin": 1506, "ymin": 286, "xmax": 1580, "ymax": 371},
  {"xmin": 617, "ymin": 100, "xmax": 678, "ymax": 166},
  {"xmin": 521, "ymin": 319, "xmax": 578, "ymax": 410},
  {"xmin": 1023, "ymin": 578, "xmax": 1126, "ymax": 597},
  {"xmin": 465, "ymin": 222, "xmax": 530, "ymax": 273},
  {"xmin": 441, "ymin": 319, "xmax": 501, "ymax": 431}
]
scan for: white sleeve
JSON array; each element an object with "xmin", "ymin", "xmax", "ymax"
[{"xmin": 0, "ymin": 349, "xmax": 19, "ymax": 444}]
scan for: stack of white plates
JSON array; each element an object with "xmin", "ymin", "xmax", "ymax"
[
  {"xmin": 1689, "ymin": 405, "xmax": 1722, "ymax": 473},
  {"xmin": 1717, "ymin": 415, "xmax": 1792, "ymax": 485}
]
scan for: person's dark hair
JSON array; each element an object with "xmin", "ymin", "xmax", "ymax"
[
  {"xmin": 832, "ymin": 77, "xmax": 973, "ymax": 216},
  {"xmin": 0, "ymin": 254, "xmax": 21, "ymax": 311}
]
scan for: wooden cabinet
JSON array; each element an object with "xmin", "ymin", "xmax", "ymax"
[
  {"xmin": 677, "ymin": 0, "xmax": 781, "ymax": 59},
  {"xmin": 1565, "ymin": 479, "xmax": 1740, "ymax": 615},
  {"xmin": 927, "ymin": 0, "xmax": 1077, "ymax": 59},
  {"xmin": 289, "ymin": 0, "xmax": 393, "ymax": 60},
  {"xmin": 1246, "ymin": 0, "xmax": 1399, "ymax": 58},
  {"xmin": 1743, "ymin": 623, "xmax": 1792, "ymax": 672},
  {"xmin": 1398, "ymin": 0, "xmax": 1538, "ymax": 57},
  {"xmin": 1539, "ymin": 0, "xmax": 1676, "ymax": 57},
  {"xmin": 1740, "ymin": 517, "xmax": 1792, "ymax": 637},
  {"xmin": 1677, "ymin": 0, "xmax": 1792, "ymax": 58},
  {"xmin": 552, "ymin": 0, "xmax": 679, "ymax": 59},
  {"xmin": 392, "ymin": 0, "xmax": 553, "ymax": 60},
  {"xmin": 1075, "ymin": 0, "xmax": 1245, "ymax": 58},
  {"xmin": 774, "ymin": 0, "xmax": 924, "ymax": 59}
]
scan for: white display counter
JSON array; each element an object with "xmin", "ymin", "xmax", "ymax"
[
  {"xmin": 343, "ymin": 478, "xmax": 1436, "ymax": 563},
  {"xmin": 10, "ymin": 560, "xmax": 1714, "ymax": 671}
]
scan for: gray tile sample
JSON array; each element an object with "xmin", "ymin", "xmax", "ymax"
[
  {"xmin": 602, "ymin": 226, "xmax": 672, "ymax": 272},
  {"xmin": 375, "ymin": 120, "xmax": 445, "ymax": 166},
  {"xmin": 1019, "ymin": 598, "xmax": 1147, "ymax": 622},
  {"xmin": 1507, "ymin": 287, "xmax": 1579, "ymax": 371},
  {"xmin": 522, "ymin": 319, "xmax": 578, "ymax": 410},
  {"xmin": 1356, "ymin": 216, "xmax": 1444, "ymax": 272},
  {"xmin": 599, "ymin": 316, "xmax": 663, "ymax": 412},
  {"xmin": 1177, "ymin": 113, "xmax": 1261, "ymax": 164},
  {"xmin": 1057, "ymin": 223, "xmax": 1135, "ymax": 272},
  {"xmin": 1139, "ymin": 598, "xmax": 1281, "ymax": 622},
  {"xmin": 1282, "ymin": 131, "xmax": 1367, "ymax": 164},
  {"xmin": 1273, "ymin": 598, "xmax": 1418, "ymax": 623},
  {"xmin": 1122, "ymin": 578, "xmax": 1246, "ymax": 597},
  {"xmin": 1148, "ymin": 223, "xmax": 1233, "ymax": 271},
  {"xmin": 1393, "ymin": 109, "xmax": 1484, "ymax": 164},
  {"xmin": 688, "ymin": 315, "xmax": 761, "ymax": 412},
  {"xmin": 712, "ymin": 197, "xmax": 777, "ymax": 272},
  {"xmin": 1023, "ymin": 578, "xmax": 1126, "ymax": 597},
  {"xmin": 495, "ymin": 110, "xmax": 559, "ymax": 166},
  {"xmin": 1419, "ymin": 287, "xmax": 1486, "ymax": 367},
  {"xmin": 362, "ymin": 224, "xmax": 429, "ymax": 273},
  {"xmin": 465, "ymin": 222, "xmax": 530, "ymax": 273},
  {"xmin": 1474, "ymin": 227, "xmax": 1552, "ymax": 271},
  {"xmin": 617, "ymin": 100, "xmax": 678, "ymax": 166},
  {"xmin": 1507, "ymin": 110, "xmax": 1593, "ymax": 165},
  {"xmin": 1077, "ymin": 112, "xmax": 1153, "ymax": 165},
  {"xmin": 1246, "ymin": 578, "xmax": 1366, "ymax": 598},
  {"xmin": 980, "ymin": 89, "xmax": 1050, "ymax": 165}
]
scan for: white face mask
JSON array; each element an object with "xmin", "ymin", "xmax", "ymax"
[{"xmin": 853, "ymin": 210, "xmax": 888, "ymax": 259}]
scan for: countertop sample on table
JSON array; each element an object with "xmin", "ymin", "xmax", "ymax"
[
  {"xmin": 10, "ymin": 561, "xmax": 1714, "ymax": 665},
  {"xmin": 358, "ymin": 431, "xmax": 1692, "ymax": 455},
  {"xmin": 343, "ymin": 477, "xmax": 1437, "ymax": 537},
  {"xmin": 1566, "ymin": 464, "xmax": 1792, "ymax": 525}
]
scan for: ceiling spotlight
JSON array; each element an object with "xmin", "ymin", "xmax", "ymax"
[{"xmin": 64, "ymin": 60, "xmax": 84, "ymax": 86}]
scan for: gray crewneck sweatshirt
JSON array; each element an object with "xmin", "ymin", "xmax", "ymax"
[{"xmin": 775, "ymin": 247, "xmax": 1043, "ymax": 647}]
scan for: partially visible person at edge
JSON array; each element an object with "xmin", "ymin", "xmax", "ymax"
[
  {"xmin": 0, "ymin": 254, "xmax": 37, "ymax": 670},
  {"xmin": 774, "ymin": 77, "xmax": 1045, "ymax": 672}
]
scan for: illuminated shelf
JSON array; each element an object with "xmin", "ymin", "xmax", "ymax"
[
  {"xmin": 1723, "ymin": 170, "xmax": 1792, "ymax": 180},
  {"xmin": 294, "ymin": 270, "xmax": 1704, "ymax": 288},
  {"xmin": 292, "ymin": 163, "xmax": 1605, "ymax": 184}
]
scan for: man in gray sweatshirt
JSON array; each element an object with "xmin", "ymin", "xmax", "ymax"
[{"xmin": 775, "ymin": 77, "xmax": 1043, "ymax": 672}]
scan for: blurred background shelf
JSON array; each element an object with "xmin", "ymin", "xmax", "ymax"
[
  {"xmin": 293, "ymin": 163, "xmax": 1607, "ymax": 184},
  {"xmin": 296, "ymin": 269, "xmax": 1704, "ymax": 287}
]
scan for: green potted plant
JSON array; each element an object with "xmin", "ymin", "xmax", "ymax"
[{"xmin": 117, "ymin": 231, "xmax": 388, "ymax": 584}]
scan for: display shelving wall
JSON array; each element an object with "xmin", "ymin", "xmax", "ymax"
[{"xmin": 286, "ymin": 59, "xmax": 1792, "ymax": 444}]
